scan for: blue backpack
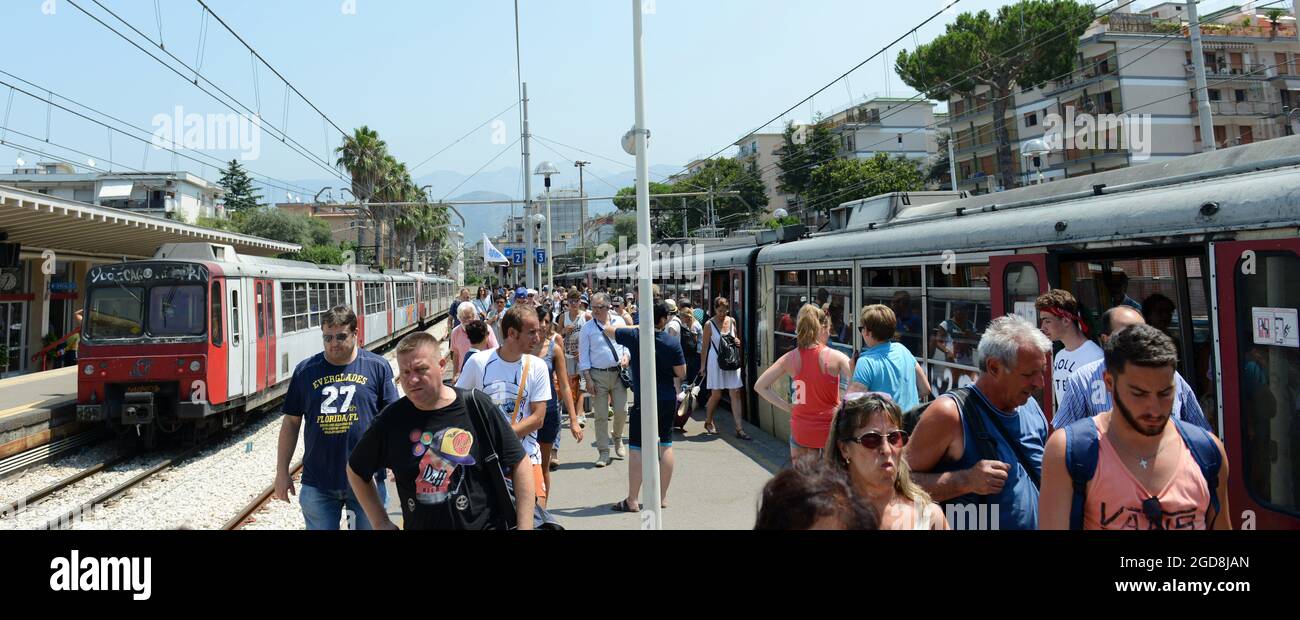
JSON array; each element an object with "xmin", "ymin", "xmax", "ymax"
[{"xmin": 1063, "ymin": 417, "xmax": 1222, "ymax": 530}]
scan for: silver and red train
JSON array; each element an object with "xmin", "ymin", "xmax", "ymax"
[{"xmin": 76, "ymin": 242, "xmax": 456, "ymax": 447}]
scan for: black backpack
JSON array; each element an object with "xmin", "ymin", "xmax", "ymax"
[
  {"xmin": 708, "ymin": 319, "xmax": 742, "ymax": 371},
  {"xmin": 679, "ymin": 321, "xmax": 699, "ymax": 355}
]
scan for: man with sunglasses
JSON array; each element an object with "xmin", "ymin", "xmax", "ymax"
[
  {"xmin": 275, "ymin": 305, "xmax": 400, "ymax": 530},
  {"xmin": 1038, "ymin": 324, "xmax": 1230, "ymax": 530}
]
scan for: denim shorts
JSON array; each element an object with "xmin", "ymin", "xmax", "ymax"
[{"xmin": 538, "ymin": 397, "xmax": 562, "ymax": 445}]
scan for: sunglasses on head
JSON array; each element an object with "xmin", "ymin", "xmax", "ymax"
[
  {"xmin": 322, "ymin": 333, "xmax": 351, "ymax": 343},
  {"xmin": 846, "ymin": 429, "xmax": 909, "ymax": 450},
  {"xmin": 1142, "ymin": 497, "xmax": 1164, "ymax": 530}
]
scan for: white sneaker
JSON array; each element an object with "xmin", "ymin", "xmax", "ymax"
[{"xmin": 614, "ymin": 438, "xmax": 626, "ymax": 459}]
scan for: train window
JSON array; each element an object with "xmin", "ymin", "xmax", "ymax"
[
  {"xmin": 774, "ymin": 270, "xmax": 808, "ymax": 362},
  {"xmin": 1233, "ymin": 251, "xmax": 1300, "ymax": 516},
  {"xmin": 1002, "ymin": 263, "xmax": 1041, "ymax": 322},
  {"xmin": 86, "ymin": 286, "xmax": 145, "ymax": 339},
  {"xmin": 308, "ymin": 283, "xmax": 325, "ymax": 328},
  {"xmin": 230, "ymin": 290, "xmax": 241, "ymax": 345},
  {"xmin": 148, "ymin": 285, "xmax": 205, "ymax": 337},
  {"xmin": 211, "ymin": 281, "xmax": 223, "ymax": 347},
  {"xmin": 926, "ymin": 264, "xmax": 991, "ymax": 399},
  {"xmin": 862, "ymin": 266, "xmax": 923, "ymax": 357},
  {"xmin": 812, "ymin": 268, "xmax": 853, "ymax": 354},
  {"xmin": 281, "ymin": 282, "xmax": 313, "ymax": 333}
]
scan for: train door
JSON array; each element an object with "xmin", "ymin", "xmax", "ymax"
[
  {"xmin": 386, "ymin": 281, "xmax": 394, "ymax": 337},
  {"xmin": 254, "ymin": 279, "xmax": 277, "ymax": 389},
  {"xmin": 254, "ymin": 281, "xmax": 268, "ymax": 392},
  {"xmin": 227, "ymin": 280, "xmax": 244, "ymax": 398},
  {"xmin": 354, "ymin": 281, "xmax": 366, "ymax": 345},
  {"xmin": 990, "ymin": 254, "xmax": 1052, "ymax": 415},
  {"xmin": 1210, "ymin": 239, "xmax": 1300, "ymax": 529}
]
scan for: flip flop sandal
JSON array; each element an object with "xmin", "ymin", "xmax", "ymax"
[{"xmin": 611, "ymin": 499, "xmax": 638, "ymax": 513}]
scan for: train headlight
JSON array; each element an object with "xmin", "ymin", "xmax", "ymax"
[
  {"xmin": 189, "ymin": 360, "xmax": 202, "ymax": 373},
  {"xmin": 84, "ymin": 364, "xmax": 95, "ymax": 376}
]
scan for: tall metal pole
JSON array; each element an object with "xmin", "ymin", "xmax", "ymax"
[
  {"xmin": 545, "ymin": 185, "xmax": 554, "ymax": 291},
  {"xmin": 522, "ymin": 82, "xmax": 536, "ymax": 289},
  {"xmin": 947, "ymin": 129, "xmax": 959, "ymax": 191},
  {"xmin": 1188, "ymin": 1, "xmax": 1216, "ymax": 152},
  {"xmin": 632, "ymin": 0, "xmax": 662, "ymax": 530},
  {"xmin": 576, "ymin": 161, "xmax": 588, "ymax": 262}
]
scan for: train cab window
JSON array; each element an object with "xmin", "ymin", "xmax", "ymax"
[
  {"xmin": 812, "ymin": 268, "xmax": 854, "ymax": 355},
  {"xmin": 211, "ymin": 281, "xmax": 223, "ymax": 347},
  {"xmin": 1232, "ymin": 250, "xmax": 1300, "ymax": 516},
  {"xmin": 926, "ymin": 264, "xmax": 992, "ymax": 399},
  {"xmin": 774, "ymin": 270, "xmax": 809, "ymax": 362},
  {"xmin": 862, "ymin": 266, "xmax": 924, "ymax": 357},
  {"xmin": 230, "ymin": 290, "xmax": 241, "ymax": 345},
  {"xmin": 1001, "ymin": 263, "xmax": 1040, "ymax": 323},
  {"xmin": 148, "ymin": 284, "xmax": 206, "ymax": 337},
  {"xmin": 86, "ymin": 286, "xmax": 145, "ymax": 339}
]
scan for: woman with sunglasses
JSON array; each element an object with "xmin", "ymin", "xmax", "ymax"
[
  {"xmin": 825, "ymin": 394, "xmax": 949, "ymax": 530},
  {"xmin": 755, "ymin": 304, "xmax": 852, "ymax": 460}
]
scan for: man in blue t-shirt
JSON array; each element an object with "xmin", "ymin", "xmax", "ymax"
[
  {"xmin": 275, "ymin": 305, "xmax": 400, "ymax": 530},
  {"xmin": 603, "ymin": 301, "xmax": 686, "ymax": 513},
  {"xmin": 849, "ymin": 304, "xmax": 930, "ymax": 412},
  {"xmin": 906, "ymin": 315, "xmax": 1052, "ymax": 531}
]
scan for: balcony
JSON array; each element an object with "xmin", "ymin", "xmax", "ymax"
[
  {"xmin": 1099, "ymin": 13, "xmax": 1298, "ymax": 39},
  {"xmin": 1205, "ymin": 63, "xmax": 1270, "ymax": 79},
  {"xmin": 1047, "ymin": 54, "xmax": 1120, "ymax": 96},
  {"xmin": 1193, "ymin": 99, "xmax": 1283, "ymax": 116}
]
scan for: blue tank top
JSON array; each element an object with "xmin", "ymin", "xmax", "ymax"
[{"xmin": 931, "ymin": 386, "xmax": 1048, "ymax": 531}]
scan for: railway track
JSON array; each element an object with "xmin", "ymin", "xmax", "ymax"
[
  {"xmin": 223, "ymin": 461, "xmax": 302, "ymax": 530},
  {"xmin": 39, "ymin": 443, "xmax": 210, "ymax": 530},
  {"xmin": 0, "ymin": 430, "xmax": 109, "ymax": 479}
]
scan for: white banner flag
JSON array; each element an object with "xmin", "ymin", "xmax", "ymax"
[{"xmin": 483, "ymin": 235, "xmax": 509, "ymax": 265}]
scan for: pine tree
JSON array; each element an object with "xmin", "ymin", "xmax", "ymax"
[{"xmin": 217, "ymin": 159, "xmax": 263, "ymax": 213}]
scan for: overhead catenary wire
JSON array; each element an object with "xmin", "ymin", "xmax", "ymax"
[
  {"xmin": 67, "ymin": 0, "xmax": 349, "ymax": 183},
  {"xmin": 0, "ymin": 71, "xmax": 317, "ymax": 196},
  {"xmin": 441, "ymin": 136, "xmax": 524, "ymax": 202}
]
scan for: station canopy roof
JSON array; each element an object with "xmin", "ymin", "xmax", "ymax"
[{"xmin": 0, "ymin": 184, "xmax": 299, "ymax": 259}]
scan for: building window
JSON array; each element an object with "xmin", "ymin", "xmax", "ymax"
[
  {"xmin": 1235, "ymin": 89, "xmax": 1247, "ymax": 103},
  {"xmin": 1025, "ymin": 112, "xmax": 1038, "ymax": 127},
  {"xmin": 1209, "ymin": 89, "xmax": 1222, "ymax": 102}
]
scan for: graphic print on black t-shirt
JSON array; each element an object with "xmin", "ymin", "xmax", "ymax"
[{"xmin": 410, "ymin": 426, "xmax": 475, "ymax": 506}]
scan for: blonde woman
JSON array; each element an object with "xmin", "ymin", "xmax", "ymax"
[
  {"xmin": 755, "ymin": 304, "xmax": 852, "ymax": 460},
  {"xmin": 825, "ymin": 393, "xmax": 949, "ymax": 530}
]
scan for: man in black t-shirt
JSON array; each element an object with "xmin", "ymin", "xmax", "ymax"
[{"xmin": 348, "ymin": 332, "xmax": 535, "ymax": 530}]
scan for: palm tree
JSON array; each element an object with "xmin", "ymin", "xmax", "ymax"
[{"xmin": 335, "ymin": 127, "xmax": 390, "ymax": 264}]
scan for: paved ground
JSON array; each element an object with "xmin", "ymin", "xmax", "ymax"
[
  {"xmin": 0, "ymin": 367, "xmax": 76, "ymax": 419},
  {"xmin": 543, "ymin": 401, "xmax": 788, "ymax": 531}
]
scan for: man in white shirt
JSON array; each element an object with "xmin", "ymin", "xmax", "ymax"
[
  {"xmin": 1036, "ymin": 289, "xmax": 1103, "ymax": 408},
  {"xmin": 579, "ymin": 292, "xmax": 630, "ymax": 467},
  {"xmin": 457, "ymin": 305, "xmax": 552, "ymax": 506}
]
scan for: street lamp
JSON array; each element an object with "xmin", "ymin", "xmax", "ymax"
[
  {"xmin": 1021, "ymin": 138, "xmax": 1051, "ymax": 186},
  {"xmin": 534, "ymin": 161, "xmax": 560, "ymax": 292}
]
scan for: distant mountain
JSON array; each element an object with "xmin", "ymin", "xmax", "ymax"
[{"xmin": 263, "ymin": 163, "xmax": 685, "ymax": 247}]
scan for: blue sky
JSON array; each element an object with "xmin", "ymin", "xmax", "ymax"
[{"xmin": 0, "ymin": 0, "xmax": 1256, "ymax": 198}]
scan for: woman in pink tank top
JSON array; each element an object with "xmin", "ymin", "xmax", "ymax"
[{"xmin": 756, "ymin": 304, "xmax": 852, "ymax": 460}]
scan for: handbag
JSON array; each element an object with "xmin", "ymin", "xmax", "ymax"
[
  {"xmin": 599, "ymin": 324, "xmax": 634, "ymax": 388},
  {"xmin": 461, "ymin": 387, "xmax": 563, "ymax": 530}
]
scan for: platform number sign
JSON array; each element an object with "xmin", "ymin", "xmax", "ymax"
[
  {"xmin": 512, "ymin": 251, "xmax": 524, "ymax": 266},
  {"xmin": 536, "ymin": 249, "xmax": 546, "ymax": 265}
]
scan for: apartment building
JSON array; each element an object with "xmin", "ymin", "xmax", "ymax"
[
  {"xmin": 734, "ymin": 128, "xmax": 802, "ymax": 215},
  {"xmin": 0, "ymin": 162, "xmax": 224, "ymax": 221},
  {"xmin": 943, "ymin": 2, "xmax": 1300, "ymax": 193},
  {"xmin": 824, "ymin": 96, "xmax": 941, "ymax": 162}
]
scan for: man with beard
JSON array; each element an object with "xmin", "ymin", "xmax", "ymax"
[{"xmin": 1038, "ymin": 324, "xmax": 1230, "ymax": 530}]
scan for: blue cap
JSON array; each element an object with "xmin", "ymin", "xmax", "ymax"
[{"xmin": 515, "ymin": 287, "xmax": 528, "ymax": 300}]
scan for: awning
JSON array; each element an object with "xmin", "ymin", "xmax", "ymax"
[
  {"xmin": 0, "ymin": 184, "xmax": 300, "ymax": 258},
  {"xmin": 97, "ymin": 180, "xmax": 134, "ymax": 200}
]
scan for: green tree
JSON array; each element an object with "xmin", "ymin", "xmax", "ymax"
[
  {"xmin": 613, "ymin": 213, "xmax": 638, "ymax": 245},
  {"xmin": 288, "ymin": 244, "xmax": 347, "ymax": 265},
  {"xmin": 335, "ymin": 126, "xmax": 390, "ymax": 258},
  {"xmin": 896, "ymin": 0, "xmax": 1095, "ymax": 191},
  {"xmin": 216, "ymin": 159, "xmax": 263, "ymax": 213},
  {"xmin": 804, "ymin": 153, "xmax": 924, "ymax": 216},
  {"xmin": 776, "ymin": 120, "xmax": 839, "ymax": 201},
  {"xmin": 236, "ymin": 208, "xmax": 310, "ymax": 245},
  {"xmin": 612, "ymin": 182, "xmax": 675, "ymax": 212}
]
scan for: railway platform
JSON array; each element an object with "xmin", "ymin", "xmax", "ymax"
[{"xmin": 0, "ymin": 367, "xmax": 80, "ymax": 461}]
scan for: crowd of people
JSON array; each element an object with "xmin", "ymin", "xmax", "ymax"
[
  {"xmin": 756, "ymin": 287, "xmax": 1230, "ymax": 531},
  {"xmin": 270, "ymin": 279, "xmax": 1231, "ymax": 531}
]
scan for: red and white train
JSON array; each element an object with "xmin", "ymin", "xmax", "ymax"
[{"xmin": 75, "ymin": 242, "xmax": 457, "ymax": 447}]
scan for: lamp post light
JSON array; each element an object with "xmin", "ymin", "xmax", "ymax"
[{"xmin": 534, "ymin": 161, "xmax": 560, "ymax": 292}]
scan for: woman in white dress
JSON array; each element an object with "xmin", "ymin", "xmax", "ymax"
[{"xmin": 700, "ymin": 296, "xmax": 749, "ymax": 439}]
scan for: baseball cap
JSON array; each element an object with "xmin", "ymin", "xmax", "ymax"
[{"xmin": 514, "ymin": 287, "xmax": 528, "ymax": 300}]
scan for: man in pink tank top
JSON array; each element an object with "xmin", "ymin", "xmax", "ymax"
[{"xmin": 1038, "ymin": 325, "xmax": 1231, "ymax": 530}]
